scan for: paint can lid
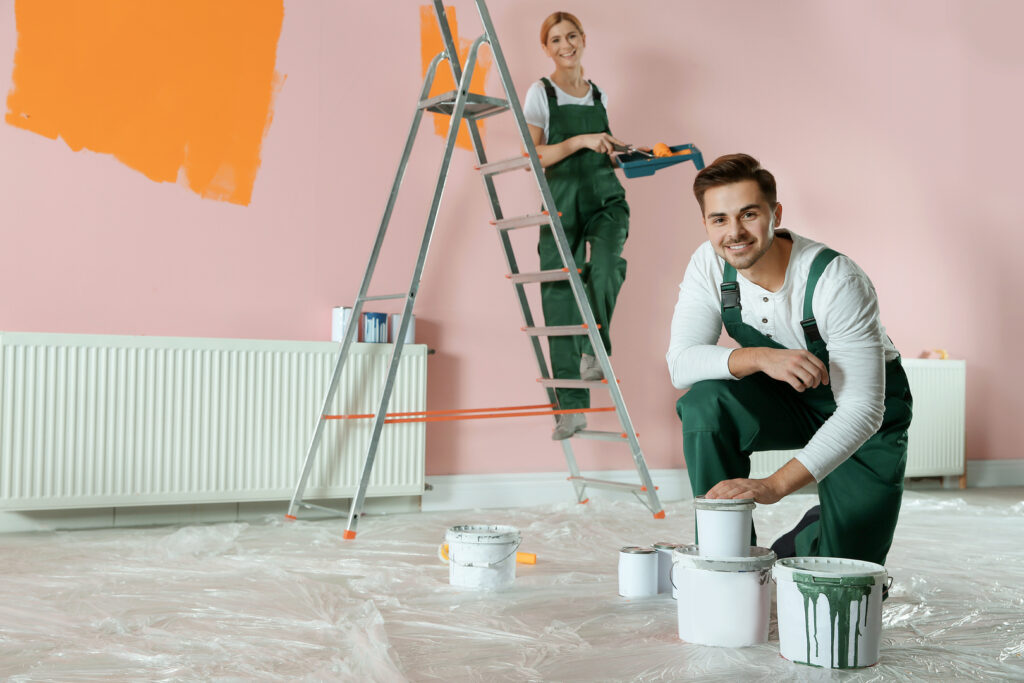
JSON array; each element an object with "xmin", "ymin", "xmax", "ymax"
[
  {"xmin": 772, "ymin": 556, "xmax": 887, "ymax": 584},
  {"xmin": 693, "ymin": 495, "xmax": 756, "ymax": 511},
  {"xmin": 672, "ymin": 544, "xmax": 776, "ymax": 571},
  {"xmin": 652, "ymin": 542, "xmax": 681, "ymax": 550},
  {"xmin": 619, "ymin": 546, "xmax": 656, "ymax": 554},
  {"xmin": 446, "ymin": 524, "xmax": 521, "ymax": 545}
]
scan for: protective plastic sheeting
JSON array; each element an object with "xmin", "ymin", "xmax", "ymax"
[{"xmin": 0, "ymin": 490, "xmax": 1022, "ymax": 681}]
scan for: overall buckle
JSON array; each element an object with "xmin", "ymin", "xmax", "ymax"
[
  {"xmin": 721, "ymin": 282, "xmax": 741, "ymax": 309},
  {"xmin": 800, "ymin": 317, "xmax": 823, "ymax": 343}
]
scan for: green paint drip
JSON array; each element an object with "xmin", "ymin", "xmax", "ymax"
[{"xmin": 794, "ymin": 575, "xmax": 874, "ymax": 669}]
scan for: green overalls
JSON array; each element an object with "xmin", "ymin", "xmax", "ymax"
[
  {"xmin": 676, "ymin": 248, "xmax": 913, "ymax": 566},
  {"xmin": 538, "ymin": 77, "xmax": 629, "ymax": 410}
]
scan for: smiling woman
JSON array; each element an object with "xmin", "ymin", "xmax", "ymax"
[
  {"xmin": 4, "ymin": 0, "xmax": 285, "ymax": 206},
  {"xmin": 523, "ymin": 11, "xmax": 643, "ymax": 440}
]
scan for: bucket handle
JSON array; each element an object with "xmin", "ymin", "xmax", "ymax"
[
  {"xmin": 439, "ymin": 539, "xmax": 523, "ymax": 569},
  {"xmin": 669, "ymin": 563, "xmax": 677, "ymax": 590}
]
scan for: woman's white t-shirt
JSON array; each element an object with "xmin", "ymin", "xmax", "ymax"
[{"xmin": 522, "ymin": 79, "xmax": 608, "ymax": 143}]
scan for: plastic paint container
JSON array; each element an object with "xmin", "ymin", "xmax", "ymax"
[
  {"xmin": 618, "ymin": 546, "xmax": 659, "ymax": 598},
  {"xmin": 773, "ymin": 557, "xmax": 888, "ymax": 669},
  {"xmin": 694, "ymin": 496, "xmax": 755, "ymax": 557},
  {"xmin": 331, "ymin": 306, "xmax": 355, "ymax": 342},
  {"xmin": 440, "ymin": 525, "xmax": 521, "ymax": 590},
  {"xmin": 362, "ymin": 312, "xmax": 389, "ymax": 343},
  {"xmin": 653, "ymin": 542, "xmax": 681, "ymax": 596},
  {"xmin": 673, "ymin": 545, "xmax": 776, "ymax": 648}
]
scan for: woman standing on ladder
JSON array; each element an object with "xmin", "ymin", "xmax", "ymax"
[{"xmin": 524, "ymin": 11, "xmax": 634, "ymax": 439}]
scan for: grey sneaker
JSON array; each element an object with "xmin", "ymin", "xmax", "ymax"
[
  {"xmin": 580, "ymin": 353, "xmax": 605, "ymax": 381},
  {"xmin": 552, "ymin": 412, "xmax": 587, "ymax": 440}
]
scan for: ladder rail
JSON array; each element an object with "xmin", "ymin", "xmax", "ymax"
[
  {"xmin": 287, "ymin": 51, "xmax": 450, "ymax": 518},
  {"xmin": 473, "ymin": 0, "xmax": 658, "ymax": 512},
  {"xmin": 344, "ymin": 33, "xmax": 492, "ymax": 538}
]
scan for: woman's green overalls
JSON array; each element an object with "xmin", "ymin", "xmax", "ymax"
[
  {"xmin": 538, "ymin": 77, "xmax": 629, "ymax": 411},
  {"xmin": 675, "ymin": 248, "xmax": 913, "ymax": 565}
]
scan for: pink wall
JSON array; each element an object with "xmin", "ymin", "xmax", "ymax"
[{"xmin": 2, "ymin": 0, "xmax": 1021, "ymax": 476}]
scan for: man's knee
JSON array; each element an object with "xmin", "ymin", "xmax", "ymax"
[{"xmin": 676, "ymin": 380, "xmax": 734, "ymax": 430}]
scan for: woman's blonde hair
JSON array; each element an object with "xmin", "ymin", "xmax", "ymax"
[{"xmin": 540, "ymin": 11, "xmax": 584, "ymax": 46}]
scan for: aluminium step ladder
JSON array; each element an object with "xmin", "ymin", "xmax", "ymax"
[{"xmin": 286, "ymin": 0, "xmax": 664, "ymax": 538}]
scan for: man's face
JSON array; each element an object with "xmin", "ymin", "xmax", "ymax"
[{"xmin": 702, "ymin": 180, "xmax": 781, "ymax": 271}]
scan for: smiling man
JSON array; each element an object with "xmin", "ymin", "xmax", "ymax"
[{"xmin": 666, "ymin": 153, "xmax": 913, "ymax": 567}]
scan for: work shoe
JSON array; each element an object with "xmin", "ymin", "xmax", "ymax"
[
  {"xmin": 552, "ymin": 412, "xmax": 587, "ymax": 440},
  {"xmin": 579, "ymin": 354, "xmax": 605, "ymax": 381},
  {"xmin": 769, "ymin": 504, "xmax": 821, "ymax": 559}
]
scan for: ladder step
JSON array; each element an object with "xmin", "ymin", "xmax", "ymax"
[
  {"xmin": 537, "ymin": 378, "xmax": 617, "ymax": 389},
  {"xmin": 419, "ymin": 90, "xmax": 509, "ymax": 120},
  {"xmin": 568, "ymin": 476, "xmax": 649, "ymax": 492},
  {"xmin": 360, "ymin": 293, "xmax": 407, "ymax": 302},
  {"xmin": 476, "ymin": 155, "xmax": 532, "ymax": 175},
  {"xmin": 574, "ymin": 430, "xmax": 637, "ymax": 441},
  {"xmin": 491, "ymin": 212, "xmax": 555, "ymax": 231},
  {"xmin": 506, "ymin": 268, "xmax": 578, "ymax": 284},
  {"xmin": 521, "ymin": 324, "xmax": 598, "ymax": 337}
]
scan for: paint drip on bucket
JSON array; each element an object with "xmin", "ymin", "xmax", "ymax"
[{"xmin": 774, "ymin": 557, "xmax": 888, "ymax": 668}]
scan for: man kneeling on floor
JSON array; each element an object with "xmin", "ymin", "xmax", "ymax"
[{"xmin": 666, "ymin": 153, "xmax": 913, "ymax": 567}]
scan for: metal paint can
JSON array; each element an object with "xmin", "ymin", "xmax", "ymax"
[
  {"xmin": 390, "ymin": 313, "xmax": 415, "ymax": 344},
  {"xmin": 331, "ymin": 306, "xmax": 355, "ymax": 342},
  {"xmin": 618, "ymin": 546, "xmax": 658, "ymax": 598},
  {"xmin": 694, "ymin": 496, "xmax": 755, "ymax": 557},
  {"xmin": 653, "ymin": 542, "xmax": 681, "ymax": 596},
  {"xmin": 362, "ymin": 312, "xmax": 388, "ymax": 343}
]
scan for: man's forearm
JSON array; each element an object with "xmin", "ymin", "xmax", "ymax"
[{"xmin": 768, "ymin": 458, "xmax": 815, "ymax": 498}]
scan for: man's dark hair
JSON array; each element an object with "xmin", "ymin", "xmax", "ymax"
[{"xmin": 693, "ymin": 153, "xmax": 777, "ymax": 214}]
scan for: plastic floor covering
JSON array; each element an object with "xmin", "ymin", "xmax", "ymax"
[{"xmin": 1, "ymin": 489, "xmax": 1022, "ymax": 681}]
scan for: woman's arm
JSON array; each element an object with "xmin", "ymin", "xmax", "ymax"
[{"xmin": 527, "ymin": 124, "xmax": 624, "ymax": 168}]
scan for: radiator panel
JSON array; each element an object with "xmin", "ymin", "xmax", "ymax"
[
  {"xmin": 749, "ymin": 359, "xmax": 966, "ymax": 479},
  {"xmin": 0, "ymin": 333, "xmax": 427, "ymax": 510}
]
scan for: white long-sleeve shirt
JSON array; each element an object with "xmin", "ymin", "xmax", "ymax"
[{"xmin": 666, "ymin": 231, "xmax": 899, "ymax": 481}]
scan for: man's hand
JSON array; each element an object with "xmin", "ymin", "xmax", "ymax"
[
  {"xmin": 705, "ymin": 477, "xmax": 783, "ymax": 505},
  {"xmin": 704, "ymin": 459, "xmax": 815, "ymax": 505},
  {"xmin": 729, "ymin": 347, "xmax": 829, "ymax": 391}
]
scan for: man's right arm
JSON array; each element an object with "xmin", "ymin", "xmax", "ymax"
[{"xmin": 666, "ymin": 251, "xmax": 736, "ymax": 390}]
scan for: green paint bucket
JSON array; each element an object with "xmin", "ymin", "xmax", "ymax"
[{"xmin": 773, "ymin": 557, "xmax": 888, "ymax": 669}]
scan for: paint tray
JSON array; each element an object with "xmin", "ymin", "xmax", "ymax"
[{"xmin": 616, "ymin": 143, "xmax": 705, "ymax": 178}]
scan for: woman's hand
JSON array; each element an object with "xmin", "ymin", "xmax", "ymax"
[{"xmin": 574, "ymin": 132, "xmax": 625, "ymax": 155}]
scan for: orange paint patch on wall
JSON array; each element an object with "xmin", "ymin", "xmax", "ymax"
[
  {"xmin": 4, "ymin": 0, "xmax": 285, "ymax": 206},
  {"xmin": 420, "ymin": 5, "xmax": 492, "ymax": 151}
]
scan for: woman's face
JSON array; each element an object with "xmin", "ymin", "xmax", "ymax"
[{"xmin": 544, "ymin": 20, "xmax": 585, "ymax": 68}]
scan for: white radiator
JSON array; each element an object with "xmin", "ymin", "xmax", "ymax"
[
  {"xmin": 0, "ymin": 332, "xmax": 427, "ymax": 510},
  {"xmin": 750, "ymin": 358, "xmax": 966, "ymax": 479}
]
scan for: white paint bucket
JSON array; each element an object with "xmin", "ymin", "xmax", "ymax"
[
  {"xmin": 673, "ymin": 545, "xmax": 775, "ymax": 647},
  {"xmin": 694, "ymin": 496, "xmax": 754, "ymax": 557},
  {"xmin": 773, "ymin": 557, "xmax": 888, "ymax": 669},
  {"xmin": 652, "ymin": 542, "xmax": 681, "ymax": 596},
  {"xmin": 331, "ymin": 306, "xmax": 355, "ymax": 342},
  {"xmin": 618, "ymin": 546, "xmax": 659, "ymax": 598},
  {"xmin": 440, "ymin": 525, "xmax": 521, "ymax": 590}
]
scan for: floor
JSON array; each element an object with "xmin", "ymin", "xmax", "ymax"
[{"xmin": 1, "ymin": 488, "xmax": 1022, "ymax": 681}]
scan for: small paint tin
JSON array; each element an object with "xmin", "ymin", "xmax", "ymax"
[
  {"xmin": 618, "ymin": 546, "xmax": 658, "ymax": 598},
  {"xmin": 694, "ymin": 496, "xmax": 755, "ymax": 558},
  {"xmin": 653, "ymin": 542, "xmax": 681, "ymax": 596},
  {"xmin": 390, "ymin": 313, "xmax": 415, "ymax": 344},
  {"xmin": 331, "ymin": 306, "xmax": 355, "ymax": 342},
  {"xmin": 363, "ymin": 312, "xmax": 389, "ymax": 343}
]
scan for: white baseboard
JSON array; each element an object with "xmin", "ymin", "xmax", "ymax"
[
  {"xmin": 422, "ymin": 468, "xmax": 693, "ymax": 512},
  {"xmin": 966, "ymin": 459, "xmax": 1024, "ymax": 488}
]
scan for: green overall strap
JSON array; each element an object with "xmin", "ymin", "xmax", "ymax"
[
  {"xmin": 800, "ymin": 248, "xmax": 841, "ymax": 347},
  {"xmin": 541, "ymin": 77, "xmax": 557, "ymax": 103},
  {"xmin": 720, "ymin": 262, "xmax": 742, "ymax": 326}
]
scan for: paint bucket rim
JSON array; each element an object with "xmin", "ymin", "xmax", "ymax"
[
  {"xmin": 672, "ymin": 544, "xmax": 776, "ymax": 571},
  {"xmin": 694, "ymin": 495, "xmax": 756, "ymax": 511},
  {"xmin": 773, "ymin": 556, "xmax": 887, "ymax": 584},
  {"xmin": 446, "ymin": 524, "xmax": 520, "ymax": 545}
]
